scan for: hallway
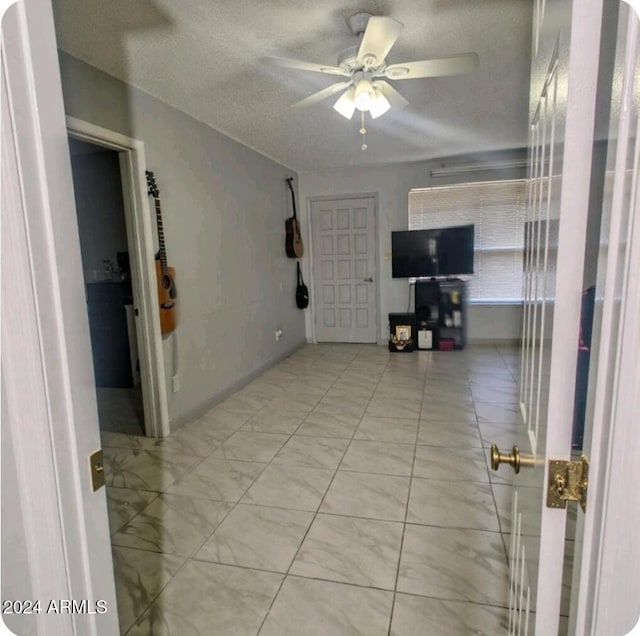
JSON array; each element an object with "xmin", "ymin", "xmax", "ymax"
[{"xmin": 103, "ymin": 344, "xmax": 517, "ymax": 634}]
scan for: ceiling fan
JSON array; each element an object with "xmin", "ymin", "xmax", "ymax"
[{"xmin": 267, "ymin": 12, "xmax": 479, "ymax": 122}]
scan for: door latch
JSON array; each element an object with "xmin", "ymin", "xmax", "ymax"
[
  {"xmin": 547, "ymin": 456, "xmax": 589, "ymax": 512},
  {"xmin": 89, "ymin": 449, "xmax": 105, "ymax": 492}
]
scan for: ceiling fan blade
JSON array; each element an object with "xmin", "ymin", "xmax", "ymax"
[
  {"xmin": 385, "ymin": 53, "xmax": 479, "ymax": 80},
  {"xmin": 264, "ymin": 57, "xmax": 350, "ymax": 77},
  {"xmin": 292, "ymin": 81, "xmax": 353, "ymax": 108},
  {"xmin": 374, "ymin": 80, "xmax": 408, "ymax": 110},
  {"xmin": 357, "ymin": 16, "xmax": 403, "ymax": 68}
]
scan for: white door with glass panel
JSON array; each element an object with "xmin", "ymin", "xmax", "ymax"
[
  {"xmin": 310, "ymin": 197, "xmax": 377, "ymax": 343},
  {"xmin": 490, "ymin": 1, "xmax": 638, "ymax": 635},
  {"xmin": 570, "ymin": 3, "xmax": 640, "ymax": 633}
]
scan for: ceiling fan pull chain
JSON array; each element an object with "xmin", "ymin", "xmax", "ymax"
[{"xmin": 360, "ymin": 111, "xmax": 367, "ymax": 151}]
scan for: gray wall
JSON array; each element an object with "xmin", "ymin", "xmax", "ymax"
[
  {"xmin": 58, "ymin": 52, "xmax": 306, "ymax": 429},
  {"xmin": 299, "ymin": 153, "xmax": 527, "ymax": 345}
]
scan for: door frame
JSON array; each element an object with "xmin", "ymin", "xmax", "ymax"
[
  {"xmin": 306, "ymin": 192, "xmax": 381, "ymax": 344},
  {"xmin": 67, "ymin": 116, "xmax": 170, "ymax": 439}
]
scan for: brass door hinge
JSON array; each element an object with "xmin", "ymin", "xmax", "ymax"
[
  {"xmin": 547, "ymin": 455, "xmax": 589, "ymax": 512},
  {"xmin": 89, "ymin": 449, "xmax": 105, "ymax": 492}
]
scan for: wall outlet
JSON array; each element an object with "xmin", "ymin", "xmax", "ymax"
[
  {"xmin": 274, "ymin": 328, "xmax": 283, "ymax": 341},
  {"xmin": 172, "ymin": 375, "xmax": 180, "ymax": 392}
]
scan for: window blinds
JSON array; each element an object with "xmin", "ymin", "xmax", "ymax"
[{"xmin": 408, "ymin": 179, "xmax": 527, "ymax": 302}]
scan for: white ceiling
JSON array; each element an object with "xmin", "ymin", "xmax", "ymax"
[{"xmin": 52, "ymin": 0, "xmax": 533, "ymax": 172}]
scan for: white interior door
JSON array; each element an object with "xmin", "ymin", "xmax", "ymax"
[
  {"xmin": 310, "ymin": 196, "xmax": 378, "ymax": 343},
  {"xmin": 489, "ymin": 1, "xmax": 608, "ymax": 634},
  {"xmin": 1, "ymin": 1, "xmax": 118, "ymax": 634}
]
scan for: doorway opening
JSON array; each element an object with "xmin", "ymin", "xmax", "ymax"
[
  {"xmin": 69, "ymin": 137, "xmax": 145, "ymax": 435},
  {"xmin": 66, "ymin": 117, "xmax": 170, "ymax": 439}
]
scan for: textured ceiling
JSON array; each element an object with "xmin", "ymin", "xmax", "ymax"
[{"xmin": 52, "ymin": 0, "xmax": 533, "ymax": 171}]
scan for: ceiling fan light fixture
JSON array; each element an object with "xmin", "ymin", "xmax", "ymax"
[
  {"xmin": 333, "ymin": 87, "xmax": 357, "ymax": 119},
  {"xmin": 354, "ymin": 79, "xmax": 374, "ymax": 111},
  {"xmin": 369, "ymin": 90, "xmax": 391, "ymax": 119},
  {"xmin": 274, "ymin": 12, "xmax": 480, "ymax": 144}
]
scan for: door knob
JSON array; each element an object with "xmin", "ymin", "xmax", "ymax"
[
  {"xmin": 363, "ymin": 277, "xmax": 374, "ymax": 282},
  {"xmin": 490, "ymin": 444, "xmax": 536, "ymax": 474}
]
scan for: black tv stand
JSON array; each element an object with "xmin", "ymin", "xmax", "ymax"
[{"xmin": 415, "ymin": 278, "xmax": 467, "ymax": 350}]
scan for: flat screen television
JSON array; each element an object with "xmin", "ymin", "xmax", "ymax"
[{"xmin": 391, "ymin": 224, "xmax": 475, "ymax": 278}]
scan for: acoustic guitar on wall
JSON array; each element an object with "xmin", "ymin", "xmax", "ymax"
[
  {"xmin": 285, "ymin": 177, "xmax": 303, "ymax": 258},
  {"xmin": 146, "ymin": 170, "xmax": 178, "ymax": 335}
]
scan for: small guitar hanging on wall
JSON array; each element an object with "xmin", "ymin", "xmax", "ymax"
[
  {"xmin": 146, "ymin": 170, "xmax": 178, "ymax": 335},
  {"xmin": 296, "ymin": 262, "xmax": 309, "ymax": 309},
  {"xmin": 285, "ymin": 177, "xmax": 303, "ymax": 258}
]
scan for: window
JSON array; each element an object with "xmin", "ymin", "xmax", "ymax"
[{"xmin": 408, "ymin": 179, "xmax": 527, "ymax": 302}]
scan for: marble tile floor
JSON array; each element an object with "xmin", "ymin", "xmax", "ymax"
[
  {"xmin": 103, "ymin": 344, "xmax": 520, "ymax": 635},
  {"xmin": 97, "ymin": 385, "xmax": 145, "ymax": 436}
]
